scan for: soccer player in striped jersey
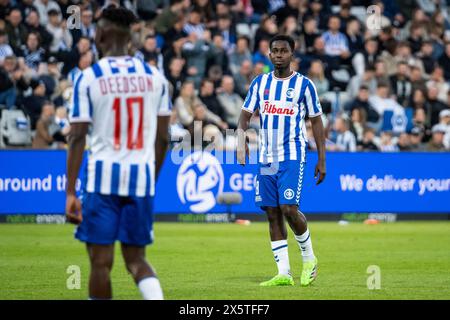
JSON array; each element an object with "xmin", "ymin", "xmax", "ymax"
[
  {"xmin": 237, "ymin": 35, "xmax": 326, "ymax": 287},
  {"xmin": 65, "ymin": 7, "xmax": 171, "ymax": 300}
]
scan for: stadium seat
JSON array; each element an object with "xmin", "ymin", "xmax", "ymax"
[{"xmin": 0, "ymin": 109, "xmax": 33, "ymax": 148}]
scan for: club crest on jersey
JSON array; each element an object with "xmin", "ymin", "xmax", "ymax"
[
  {"xmin": 262, "ymin": 101, "xmax": 295, "ymax": 115},
  {"xmin": 286, "ymin": 88, "xmax": 295, "ymax": 99},
  {"xmin": 284, "ymin": 189, "xmax": 294, "ymax": 200}
]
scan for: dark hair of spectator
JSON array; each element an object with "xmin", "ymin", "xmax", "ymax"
[
  {"xmin": 270, "ymin": 35, "xmax": 295, "ymax": 52},
  {"xmin": 28, "ymin": 31, "xmax": 41, "ymax": 45},
  {"xmin": 237, "ymin": 35, "xmax": 250, "ymax": 46},
  {"xmin": 47, "ymin": 9, "xmax": 60, "ymax": 16},
  {"xmin": 170, "ymin": 0, "xmax": 184, "ymax": 6}
]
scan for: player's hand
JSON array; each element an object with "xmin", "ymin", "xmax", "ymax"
[
  {"xmin": 237, "ymin": 141, "xmax": 249, "ymax": 166},
  {"xmin": 314, "ymin": 161, "xmax": 326, "ymax": 185},
  {"xmin": 65, "ymin": 194, "xmax": 82, "ymax": 225}
]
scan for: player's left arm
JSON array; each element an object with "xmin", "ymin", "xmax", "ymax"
[
  {"xmin": 305, "ymin": 79, "xmax": 326, "ymax": 185},
  {"xmin": 155, "ymin": 77, "xmax": 172, "ymax": 180}
]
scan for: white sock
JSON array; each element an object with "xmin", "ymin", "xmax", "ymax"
[
  {"xmin": 137, "ymin": 277, "xmax": 164, "ymax": 300},
  {"xmin": 295, "ymin": 229, "xmax": 315, "ymax": 262},
  {"xmin": 271, "ymin": 240, "xmax": 291, "ymax": 276}
]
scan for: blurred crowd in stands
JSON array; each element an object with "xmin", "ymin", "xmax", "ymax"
[{"xmin": 0, "ymin": 0, "xmax": 449, "ymax": 152}]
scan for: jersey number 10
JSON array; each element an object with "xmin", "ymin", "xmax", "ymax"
[{"xmin": 112, "ymin": 96, "xmax": 144, "ymax": 150}]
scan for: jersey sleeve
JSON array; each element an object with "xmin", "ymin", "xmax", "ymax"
[
  {"xmin": 304, "ymin": 78, "xmax": 323, "ymax": 118},
  {"xmin": 241, "ymin": 75, "xmax": 261, "ymax": 113},
  {"xmin": 157, "ymin": 76, "xmax": 172, "ymax": 116},
  {"xmin": 69, "ymin": 72, "xmax": 93, "ymax": 123}
]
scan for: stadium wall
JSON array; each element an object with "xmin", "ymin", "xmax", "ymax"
[{"xmin": 0, "ymin": 150, "xmax": 449, "ymax": 220}]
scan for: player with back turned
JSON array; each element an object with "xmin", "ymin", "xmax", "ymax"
[
  {"xmin": 237, "ymin": 35, "xmax": 326, "ymax": 287},
  {"xmin": 65, "ymin": 6, "xmax": 171, "ymax": 299}
]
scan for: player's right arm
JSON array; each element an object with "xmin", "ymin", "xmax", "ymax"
[
  {"xmin": 66, "ymin": 122, "xmax": 88, "ymax": 224},
  {"xmin": 237, "ymin": 75, "xmax": 261, "ymax": 165},
  {"xmin": 65, "ymin": 72, "xmax": 93, "ymax": 224}
]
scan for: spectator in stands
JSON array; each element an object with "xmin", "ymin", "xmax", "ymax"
[
  {"xmin": 279, "ymin": 16, "xmax": 300, "ymax": 40},
  {"xmin": 308, "ymin": 60, "xmax": 329, "ymax": 97},
  {"xmin": 252, "ymin": 38, "xmax": 272, "ymax": 73},
  {"xmin": 306, "ymin": 0, "xmax": 329, "ymax": 32},
  {"xmin": 394, "ymin": 41, "xmax": 424, "ymax": 74},
  {"xmin": 332, "ymin": 116, "xmax": 357, "ymax": 152},
  {"xmin": 39, "ymin": 55, "xmax": 61, "ymax": 98},
  {"xmin": 426, "ymin": 66, "xmax": 449, "ymax": 103},
  {"xmin": 272, "ymin": 0, "xmax": 300, "ymax": 27},
  {"xmin": 67, "ymin": 50, "xmax": 93, "ymax": 84},
  {"xmin": 438, "ymin": 42, "xmax": 450, "ymax": 81},
  {"xmin": 17, "ymin": 0, "xmax": 35, "ymax": 18},
  {"xmin": 407, "ymin": 23, "xmax": 425, "ymax": 54},
  {"xmin": 426, "ymin": 124, "xmax": 447, "ymax": 151},
  {"xmin": 0, "ymin": 29, "xmax": 13, "ymax": 64},
  {"xmin": 438, "ymin": 109, "xmax": 450, "ymax": 150},
  {"xmin": 389, "ymin": 61, "xmax": 412, "ymax": 107},
  {"xmin": 22, "ymin": 78, "xmax": 47, "ymax": 130},
  {"xmin": 199, "ymin": 78, "xmax": 226, "ymax": 123},
  {"xmin": 192, "ymin": 0, "xmax": 216, "ymax": 28},
  {"xmin": 417, "ymin": 40, "xmax": 437, "ymax": 76},
  {"xmin": 358, "ymin": 127, "xmax": 379, "ymax": 151},
  {"xmin": 25, "ymin": 9, "xmax": 53, "ymax": 52},
  {"xmin": 182, "ymin": 30, "xmax": 213, "ymax": 88},
  {"xmin": 32, "ymin": 101, "xmax": 64, "ymax": 149},
  {"xmin": 162, "ymin": 23, "xmax": 188, "ymax": 74},
  {"xmin": 233, "ymin": 59, "xmax": 253, "ymax": 98},
  {"xmin": 379, "ymin": 131, "xmax": 399, "ymax": 152},
  {"xmin": 70, "ymin": 8, "xmax": 96, "ymax": 45},
  {"xmin": 217, "ymin": 75, "xmax": 243, "ymax": 129},
  {"xmin": 33, "ymin": 0, "xmax": 61, "ymax": 27},
  {"xmin": 322, "ymin": 16, "xmax": 350, "ymax": 60},
  {"xmin": 214, "ymin": 14, "xmax": 236, "ymax": 54},
  {"xmin": 18, "ymin": 31, "xmax": 46, "ymax": 73},
  {"xmin": 345, "ymin": 18, "xmax": 363, "ymax": 55},
  {"xmin": 350, "ymin": 107, "xmax": 366, "ymax": 143},
  {"xmin": 183, "ymin": 7, "xmax": 205, "ymax": 39},
  {"xmin": 175, "ymin": 80, "xmax": 227, "ymax": 131},
  {"xmin": 135, "ymin": 35, "xmax": 164, "ymax": 72},
  {"xmin": 345, "ymin": 85, "xmax": 379, "ymax": 124},
  {"xmin": 396, "ymin": 132, "xmax": 412, "ymax": 151},
  {"xmin": 166, "ymin": 57, "xmax": 186, "ymax": 100},
  {"xmin": 409, "ymin": 126, "xmax": 426, "ymax": 151},
  {"xmin": 208, "ymin": 32, "xmax": 230, "ymax": 75},
  {"xmin": 46, "ymin": 9, "xmax": 72, "ymax": 53},
  {"xmin": 154, "ymin": 0, "xmax": 187, "ymax": 35},
  {"xmin": 408, "ymin": 88, "xmax": 428, "ymax": 111},
  {"xmin": 253, "ymin": 15, "xmax": 278, "ymax": 52},
  {"xmin": 410, "ymin": 65, "xmax": 427, "ymax": 92},
  {"xmin": 0, "ymin": 55, "xmax": 27, "ymax": 105},
  {"xmin": 426, "ymin": 86, "xmax": 448, "ymax": 126},
  {"xmin": 0, "ymin": 58, "xmax": 16, "ymax": 109},
  {"xmin": 229, "ymin": 35, "xmax": 252, "ymax": 76},
  {"xmin": 5, "ymin": 7, "xmax": 28, "ymax": 53},
  {"xmin": 347, "ymin": 66, "xmax": 377, "ymax": 99},
  {"xmin": 369, "ymin": 81, "xmax": 405, "ymax": 133},
  {"xmin": 299, "ymin": 16, "xmax": 320, "ymax": 54},
  {"xmin": 59, "ymin": 36, "xmax": 91, "ymax": 76},
  {"xmin": 413, "ymin": 107, "xmax": 432, "ymax": 141}
]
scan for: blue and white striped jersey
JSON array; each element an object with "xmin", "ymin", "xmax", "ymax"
[
  {"xmin": 69, "ymin": 56, "xmax": 172, "ymax": 197},
  {"xmin": 242, "ymin": 71, "xmax": 322, "ymax": 164}
]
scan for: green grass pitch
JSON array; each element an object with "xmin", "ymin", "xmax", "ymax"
[{"xmin": 0, "ymin": 221, "xmax": 449, "ymax": 300}]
